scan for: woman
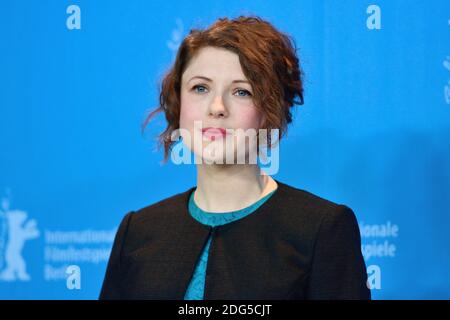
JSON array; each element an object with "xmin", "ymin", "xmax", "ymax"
[{"xmin": 99, "ymin": 15, "xmax": 371, "ymax": 300}]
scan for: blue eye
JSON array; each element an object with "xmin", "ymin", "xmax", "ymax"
[
  {"xmin": 235, "ymin": 89, "xmax": 252, "ymax": 97},
  {"xmin": 192, "ymin": 85, "xmax": 208, "ymax": 93}
]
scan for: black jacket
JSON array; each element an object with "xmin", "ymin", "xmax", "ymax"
[{"xmin": 99, "ymin": 179, "xmax": 371, "ymax": 300}]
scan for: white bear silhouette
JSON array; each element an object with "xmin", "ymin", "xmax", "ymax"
[{"xmin": 0, "ymin": 210, "xmax": 40, "ymax": 281}]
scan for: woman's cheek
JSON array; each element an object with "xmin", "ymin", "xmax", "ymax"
[
  {"xmin": 180, "ymin": 102, "xmax": 199, "ymax": 130},
  {"xmin": 236, "ymin": 108, "xmax": 264, "ymax": 130}
]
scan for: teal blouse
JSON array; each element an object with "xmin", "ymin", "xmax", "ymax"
[{"xmin": 184, "ymin": 187, "xmax": 278, "ymax": 300}]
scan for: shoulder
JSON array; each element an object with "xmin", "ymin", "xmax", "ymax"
[
  {"xmin": 275, "ymin": 180, "xmax": 356, "ymax": 219},
  {"xmin": 272, "ymin": 180, "xmax": 360, "ymax": 239},
  {"xmin": 276, "ymin": 180, "xmax": 344, "ymax": 210},
  {"xmin": 112, "ymin": 186, "xmax": 196, "ymax": 254}
]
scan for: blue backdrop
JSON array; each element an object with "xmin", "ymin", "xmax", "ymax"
[{"xmin": 1, "ymin": 0, "xmax": 449, "ymax": 299}]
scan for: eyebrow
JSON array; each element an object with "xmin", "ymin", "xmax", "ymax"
[{"xmin": 187, "ymin": 76, "xmax": 250, "ymax": 84}]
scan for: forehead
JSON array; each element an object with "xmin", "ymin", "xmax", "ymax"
[{"xmin": 182, "ymin": 46, "xmax": 247, "ymax": 81}]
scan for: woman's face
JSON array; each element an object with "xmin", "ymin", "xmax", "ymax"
[{"xmin": 179, "ymin": 46, "xmax": 264, "ymax": 164}]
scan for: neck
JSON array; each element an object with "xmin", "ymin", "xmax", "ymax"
[{"xmin": 194, "ymin": 163, "xmax": 277, "ymax": 213}]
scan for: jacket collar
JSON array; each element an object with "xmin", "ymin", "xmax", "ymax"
[{"xmin": 178, "ymin": 178, "xmax": 286, "ymax": 231}]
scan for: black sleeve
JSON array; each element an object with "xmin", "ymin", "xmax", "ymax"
[
  {"xmin": 306, "ymin": 205, "xmax": 371, "ymax": 300},
  {"xmin": 98, "ymin": 211, "xmax": 133, "ymax": 300}
]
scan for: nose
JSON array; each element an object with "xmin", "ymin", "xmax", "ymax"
[{"xmin": 208, "ymin": 95, "xmax": 228, "ymax": 118}]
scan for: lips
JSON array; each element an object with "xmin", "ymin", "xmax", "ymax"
[{"xmin": 202, "ymin": 127, "xmax": 228, "ymax": 140}]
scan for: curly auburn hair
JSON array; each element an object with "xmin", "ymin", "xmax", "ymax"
[{"xmin": 142, "ymin": 15, "xmax": 305, "ymax": 163}]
